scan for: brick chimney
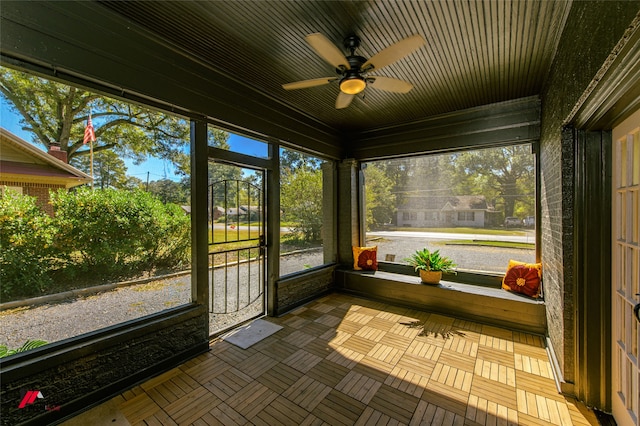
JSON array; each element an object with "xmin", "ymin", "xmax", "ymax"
[{"xmin": 48, "ymin": 143, "xmax": 68, "ymax": 163}]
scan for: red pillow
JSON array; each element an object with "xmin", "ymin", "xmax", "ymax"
[
  {"xmin": 502, "ymin": 260, "xmax": 542, "ymax": 298},
  {"xmin": 352, "ymin": 246, "xmax": 378, "ymax": 271}
]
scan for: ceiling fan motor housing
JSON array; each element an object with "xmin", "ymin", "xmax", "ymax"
[
  {"xmin": 283, "ymin": 32, "xmax": 424, "ymax": 107},
  {"xmin": 337, "ymin": 56, "xmax": 367, "ymax": 75}
]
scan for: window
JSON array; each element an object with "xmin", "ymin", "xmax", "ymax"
[
  {"xmin": 279, "ymin": 147, "xmax": 332, "ymax": 275},
  {"xmin": 458, "ymin": 211, "xmax": 475, "ymax": 221},
  {"xmin": 426, "ymin": 211, "xmax": 439, "ymax": 221},
  {"xmin": 0, "ymin": 66, "xmax": 191, "ymax": 350},
  {"xmin": 402, "ymin": 211, "xmax": 417, "ymax": 221},
  {"xmin": 1, "ymin": 186, "xmax": 22, "ymax": 195},
  {"xmin": 362, "ymin": 145, "xmax": 536, "ymax": 274},
  {"xmin": 208, "ymin": 126, "xmax": 269, "ymax": 158}
]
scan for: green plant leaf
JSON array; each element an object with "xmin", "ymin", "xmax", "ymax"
[
  {"xmin": 404, "ymin": 248, "xmax": 456, "ymax": 273},
  {"xmin": 0, "ymin": 340, "xmax": 48, "ymax": 358}
]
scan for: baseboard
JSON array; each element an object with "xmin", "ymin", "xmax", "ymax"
[{"xmin": 546, "ymin": 337, "xmax": 575, "ymax": 396}]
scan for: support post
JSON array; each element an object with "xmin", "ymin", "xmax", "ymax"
[
  {"xmin": 321, "ymin": 161, "xmax": 337, "ymax": 264},
  {"xmin": 266, "ymin": 144, "xmax": 280, "ymax": 316},
  {"xmin": 337, "ymin": 159, "xmax": 361, "ymax": 267},
  {"xmin": 190, "ymin": 119, "xmax": 209, "ymax": 314}
]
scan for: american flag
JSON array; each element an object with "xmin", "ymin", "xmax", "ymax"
[{"xmin": 83, "ymin": 113, "xmax": 96, "ymax": 144}]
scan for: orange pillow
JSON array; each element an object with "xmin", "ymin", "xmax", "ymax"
[
  {"xmin": 502, "ymin": 259, "xmax": 542, "ymax": 298},
  {"xmin": 352, "ymin": 246, "xmax": 378, "ymax": 271}
]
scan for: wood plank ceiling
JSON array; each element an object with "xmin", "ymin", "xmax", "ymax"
[{"xmin": 100, "ymin": 1, "xmax": 571, "ymax": 133}]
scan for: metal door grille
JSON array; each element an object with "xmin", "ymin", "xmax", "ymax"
[{"xmin": 208, "ymin": 179, "xmax": 265, "ymax": 314}]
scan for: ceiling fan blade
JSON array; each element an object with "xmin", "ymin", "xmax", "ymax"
[
  {"xmin": 305, "ymin": 33, "xmax": 351, "ymax": 70},
  {"xmin": 362, "ymin": 34, "xmax": 426, "ymax": 71},
  {"xmin": 282, "ymin": 77, "xmax": 337, "ymax": 90},
  {"xmin": 367, "ymin": 76, "xmax": 414, "ymax": 93},
  {"xmin": 335, "ymin": 91, "xmax": 354, "ymax": 109}
]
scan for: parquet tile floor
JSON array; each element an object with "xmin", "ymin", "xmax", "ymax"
[{"xmin": 103, "ymin": 294, "xmax": 599, "ymax": 425}]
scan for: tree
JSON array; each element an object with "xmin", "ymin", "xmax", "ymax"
[
  {"xmin": 147, "ymin": 179, "xmax": 190, "ymax": 205},
  {"xmin": 280, "ymin": 168, "xmax": 323, "ymax": 242},
  {"xmin": 278, "ymin": 148, "xmax": 324, "ymax": 241},
  {"xmin": 453, "ymin": 145, "xmax": 534, "ymax": 217},
  {"xmin": 363, "ymin": 163, "xmax": 395, "ymax": 229},
  {"xmin": 370, "ymin": 157, "xmax": 413, "ymax": 209},
  {"xmin": 279, "ymin": 148, "xmax": 323, "ymax": 174},
  {"xmin": 1, "ymin": 67, "xmax": 190, "ymax": 172},
  {"xmin": 73, "ymin": 150, "xmax": 130, "ymax": 189},
  {"xmin": 208, "ymin": 163, "xmax": 244, "ymax": 210}
]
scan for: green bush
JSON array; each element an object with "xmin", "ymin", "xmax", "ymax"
[
  {"xmin": 151, "ymin": 202, "xmax": 191, "ymax": 268},
  {"xmin": 0, "ymin": 188, "xmax": 190, "ymax": 301},
  {"xmin": 0, "ymin": 190, "xmax": 55, "ymax": 300},
  {"xmin": 51, "ymin": 188, "xmax": 190, "ymax": 276}
]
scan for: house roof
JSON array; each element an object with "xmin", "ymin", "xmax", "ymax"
[
  {"xmin": 0, "ymin": 127, "xmax": 92, "ymax": 188},
  {"xmin": 399, "ymin": 195, "xmax": 489, "ymax": 211}
]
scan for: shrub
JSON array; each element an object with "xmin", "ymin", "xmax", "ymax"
[
  {"xmin": 148, "ymin": 202, "xmax": 191, "ymax": 268},
  {"xmin": 0, "ymin": 190, "xmax": 55, "ymax": 300},
  {"xmin": 51, "ymin": 188, "xmax": 190, "ymax": 276}
]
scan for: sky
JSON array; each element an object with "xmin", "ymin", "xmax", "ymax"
[{"xmin": 0, "ymin": 96, "xmax": 268, "ymax": 182}]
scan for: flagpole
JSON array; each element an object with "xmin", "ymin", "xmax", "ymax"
[
  {"xmin": 84, "ymin": 110, "xmax": 96, "ymax": 190},
  {"xmin": 90, "ymin": 139, "xmax": 94, "ymax": 190}
]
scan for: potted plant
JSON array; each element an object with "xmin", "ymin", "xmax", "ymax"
[{"xmin": 405, "ymin": 248, "xmax": 456, "ymax": 284}]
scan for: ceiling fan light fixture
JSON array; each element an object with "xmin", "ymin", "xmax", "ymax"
[{"xmin": 340, "ymin": 75, "xmax": 366, "ymax": 95}]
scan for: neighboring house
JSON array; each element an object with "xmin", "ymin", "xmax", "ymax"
[
  {"xmin": 239, "ymin": 205, "xmax": 261, "ymax": 221},
  {"xmin": 225, "ymin": 205, "xmax": 261, "ymax": 221},
  {"xmin": 0, "ymin": 128, "xmax": 91, "ymax": 215},
  {"xmin": 397, "ymin": 195, "xmax": 492, "ymax": 228},
  {"xmin": 211, "ymin": 206, "xmax": 225, "ymax": 220}
]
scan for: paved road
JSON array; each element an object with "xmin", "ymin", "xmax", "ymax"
[{"xmin": 369, "ymin": 230, "xmax": 536, "ymax": 244}]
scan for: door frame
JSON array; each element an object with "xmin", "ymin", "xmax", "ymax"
[
  {"xmin": 561, "ymin": 19, "xmax": 640, "ymax": 413},
  {"xmin": 206, "ymin": 144, "xmax": 280, "ymax": 317}
]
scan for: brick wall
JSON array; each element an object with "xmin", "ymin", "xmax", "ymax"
[
  {"xmin": 539, "ymin": 1, "xmax": 640, "ymax": 387},
  {"xmin": 1, "ymin": 181, "xmax": 64, "ymax": 216},
  {"xmin": 276, "ymin": 267, "xmax": 335, "ymax": 314},
  {"xmin": 0, "ymin": 305, "xmax": 208, "ymax": 426},
  {"xmin": 539, "ymin": 125, "xmax": 568, "ymax": 378}
]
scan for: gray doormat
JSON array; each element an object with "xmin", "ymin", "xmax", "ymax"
[{"xmin": 221, "ymin": 319, "xmax": 283, "ymax": 349}]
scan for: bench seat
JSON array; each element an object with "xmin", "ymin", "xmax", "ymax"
[{"xmin": 335, "ymin": 269, "xmax": 546, "ymax": 335}]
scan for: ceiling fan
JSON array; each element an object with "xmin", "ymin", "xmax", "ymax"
[{"xmin": 282, "ymin": 33, "xmax": 426, "ymax": 109}]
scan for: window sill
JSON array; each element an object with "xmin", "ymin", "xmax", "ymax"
[
  {"xmin": 377, "ymin": 261, "xmax": 504, "ymax": 288},
  {"xmin": 335, "ymin": 268, "xmax": 546, "ymax": 334}
]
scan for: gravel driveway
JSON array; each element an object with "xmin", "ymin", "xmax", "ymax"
[{"xmin": 1, "ymin": 251, "xmax": 322, "ymax": 349}]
